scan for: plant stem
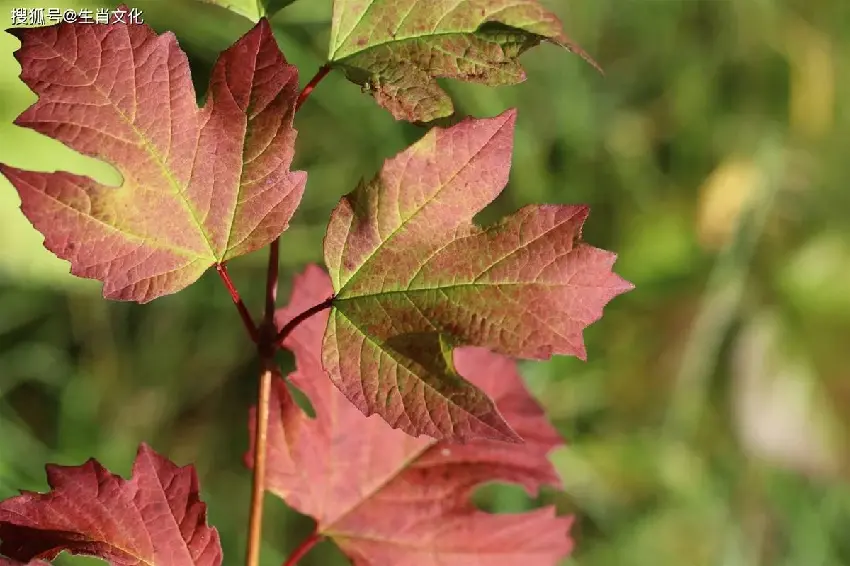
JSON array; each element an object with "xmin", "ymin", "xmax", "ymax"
[
  {"xmin": 256, "ymin": 62, "xmax": 332, "ymax": 340},
  {"xmin": 216, "ymin": 263, "xmax": 259, "ymax": 343},
  {"xmin": 243, "ymin": 298, "xmax": 332, "ymax": 566},
  {"xmin": 283, "ymin": 530, "xmax": 321, "ymax": 566},
  {"xmin": 261, "ymin": 64, "xmax": 332, "ymax": 328},
  {"xmin": 244, "ymin": 61, "xmax": 333, "ymax": 566},
  {"xmin": 295, "ymin": 64, "xmax": 331, "ymax": 112},
  {"xmin": 265, "ymin": 238, "xmax": 280, "ymax": 325},
  {"xmin": 275, "ymin": 296, "xmax": 334, "ymax": 347},
  {"xmin": 246, "ymin": 365, "xmax": 274, "ymax": 566}
]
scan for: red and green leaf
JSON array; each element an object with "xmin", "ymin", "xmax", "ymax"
[
  {"xmin": 0, "ymin": 17, "xmax": 305, "ymax": 302},
  {"xmin": 247, "ymin": 265, "xmax": 573, "ymax": 565},
  {"xmin": 323, "ymin": 110, "xmax": 633, "ymax": 440},
  {"xmin": 329, "ymin": 0, "xmax": 599, "ymax": 122},
  {"xmin": 0, "ymin": 444, "xmax": 222, "ymax": 566}
]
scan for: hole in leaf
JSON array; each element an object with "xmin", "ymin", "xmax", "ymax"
[
  {"xmin": 471, "ymin": 481, "xmax": 546, "ymax": 514},
  {"xmin": 285, "ymin": 379, "xmax": 316, "ymax": 419},
  {"xmin": 51, "ymin": 556, "xmax": 104, "ymax": 565}
]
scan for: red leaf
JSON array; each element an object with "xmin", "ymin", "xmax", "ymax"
[
  {"xmin": 0, "ymin": 16, "xmax": 305, "ymax": 302},
  {"xmin": 246, "ymin": 265, "xmax": 572, "ymax": 565},
  {"xmin": 322, "ymin": 110, "xmax": 633, "ymax": 440},
  {"xmin": 0, "ymin": 444, "xmax": 222, "ymax": 566}
]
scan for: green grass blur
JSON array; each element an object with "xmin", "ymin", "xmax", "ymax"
[{"xmin": 1, "ymin": 1, "xmax": 849, "ymax": 565}]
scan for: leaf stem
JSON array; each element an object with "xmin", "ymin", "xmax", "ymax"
[
  {"xmin": 246, "ymin": 365, "xmax": 274, "ymax": 566},
  {"xmin": 283, "ymin": 529, "xmax": 321, "ymax": 566},
  {"xmin": 275, "ymin": 296, "xmax": 334, "ymax": 348},
  {"xmin": 295, "ymin": 64, "xmax": 331, "ymax": 112},
  {"xmin": 216, "ymin": 263, "xmax": 259, "ymax": 343}
]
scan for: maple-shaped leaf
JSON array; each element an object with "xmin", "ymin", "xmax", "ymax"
[
  {"xmin": 328, "ymin": 0, "xmax": 599, "ymax": 122},
  {"xmin": 0, "ymin": 16, "xmax": 305, "ymax": 302},
  {"xmin": 0, "ymin": 443, "xmax": 222, "ymax": 566},
  {"xmin": 323, "ymin": 109, "xmax": 633, "ymax": 440},
  {"xmin": 246, "ymin": 265, "xmax": 572, "ymax": 565}
]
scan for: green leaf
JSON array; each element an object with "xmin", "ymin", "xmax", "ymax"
[
  {"xmin": 198, "ymin": 0, "xmax": 299, "ymax": 21},
  {"xmin": 322, "ymin": 110, "xmax": 632, "ymax": 441},
  {"xmin": 328, "ymin": 0, "xmax": 598, "ymax": 122}
]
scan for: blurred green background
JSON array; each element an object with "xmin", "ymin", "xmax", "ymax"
[{"xmin": 1, "ymin": 1, "xmax": 849, "ymax": 565}]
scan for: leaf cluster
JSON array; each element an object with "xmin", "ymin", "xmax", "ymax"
[{"xmin": 0, "ymin": 1, "xmax": 631, "ymax": 564}]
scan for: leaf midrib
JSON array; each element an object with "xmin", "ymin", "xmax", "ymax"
[
  {"xmin": 335, "ymin": 279, "xmax": 593, "ymax": 303},
  {"xmin": 331, "ymin": 1, "xmax": 555, "ymax": 61},
  {"xmin": 322, "ymin": 439, "xmax": 435, "ymax": 536},
  {"xmin": 333, "ymin": 28, "xmax": 547, "ymax": 64},
  {"xmin": 34, "ymin": 31, "xmax": 217, "ymax": 260},
  {"xmin": 335, "ymin": 281, "xmax": 581, "ymax": 360},
  {"xmin": 319, "ymin": 309, "xmax": 512, "ymax": 532},
  {"xmin": 329, "ymin": 307, "xmax": 509, "ymax": 435},
  {"xmin": 336, "ymin": 116, "xmax": 513, "ymax": 295}
]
